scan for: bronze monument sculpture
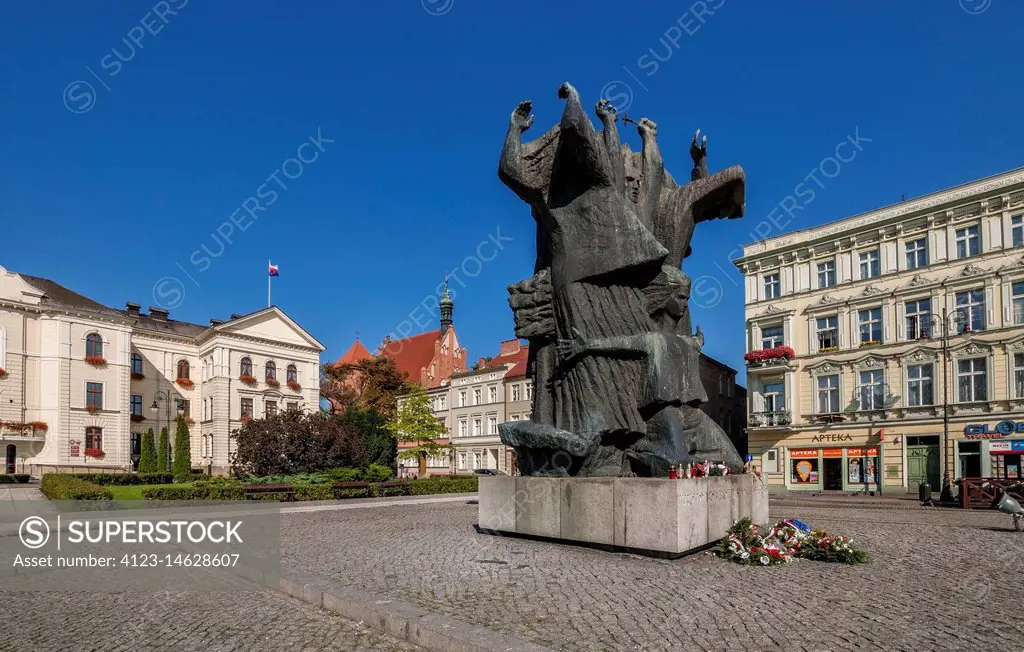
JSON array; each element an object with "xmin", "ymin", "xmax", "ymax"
[{"xmin": 498, "ymin": 82, "xmax": 746, "ymax": 477}]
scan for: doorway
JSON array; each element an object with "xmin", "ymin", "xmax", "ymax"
[
  {"xmin": 5, "ymin": 444, "xmax": 15, "ymax": 474},
  {"xmin": 823, "ymin": 458, "xmax": 843, "ymax": 490},
  {"xmin": 907, "ymin": 435, "xmax": 941, "ymax": 490}
]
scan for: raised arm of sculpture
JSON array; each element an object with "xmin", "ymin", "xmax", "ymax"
[
  {"xmin": 556, "ymin": 327, "xmax": 649, "ymax": 366},
  {"xmin": 498, "ymin": 100, "xmax": 542, "ymax": 203},
  {"xmin": 690, "ymin": 129, "xmax": 709, "ymax": 181},
  {"xmin": 637, "ymin": 117, "xmax": 664, "ymax": 230},
  {"xmin": 555, "ymin": 82, "xmax": 613, "ymax": 189},
  {"xmin": 595, "ymin": 99, "xmax": 625, "ymax": 191},
  {"xmin": 691, "ymin": 165, "xmax": 746, "ymax": 224}
]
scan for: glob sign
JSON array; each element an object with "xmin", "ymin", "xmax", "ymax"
[{"xmin": 963, "ymin": 420, "xmax": 1024, "ymax": 439}]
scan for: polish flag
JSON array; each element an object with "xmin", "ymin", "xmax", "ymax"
[{"xmin": 268, "ymin": 263, "xmax": 280, "ymax": 277}]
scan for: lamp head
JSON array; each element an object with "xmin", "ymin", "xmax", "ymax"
[
  {"xmin": 994, "ymin": 492, "xmax": 1024, "ymax": 516},
  {"xmin": 150, "ymin": 400, "xmax": 159, "ymax": 414}
]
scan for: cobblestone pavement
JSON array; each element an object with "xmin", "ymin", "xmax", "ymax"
[
  {"xmin": 280, "ymin": 500, "xmax": 1024, "ymax": 651},
  {"xmin": 0, "ymin": 576, "xmax": 419, "ymax": 651}
]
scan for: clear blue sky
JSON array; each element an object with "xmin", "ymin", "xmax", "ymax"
[{"xmin": 1, "ymin": 1, "xmax": 1020, "ymax": 383}]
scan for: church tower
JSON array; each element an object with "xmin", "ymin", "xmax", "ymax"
[{"xmin": 439, "ymin": 274, "xmax": 454, "ymax": 335}]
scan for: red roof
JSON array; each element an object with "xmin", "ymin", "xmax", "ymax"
[
  {"xmin": 334, "ymin": 339, "xmax": 373, "ymax": 366},
  {"xmin": 487, "ymin": 341, "xmax": 529, "ymax": 378},
  {"xmin": 379, "ymin": 330, "xmax": 441, "ymax": 382}
]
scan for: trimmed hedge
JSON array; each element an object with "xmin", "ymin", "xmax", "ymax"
[
  {"xmin": 0, "ymin": 474, "xmax": 31, "ymax": 484},
  {"xmin": 410, "ymin": 476, "xmax": 478, "ymax": 495},
  {"xmin": 73, "ymin": 473, "xmax": 174, "ymax": 486},
  {"xmin": 142, "ymin": 484, "xmax": 245, "ymax": 500},
  {"xmin": 41, "ymin": 474, "xmax": 113, "ymax": 500}
]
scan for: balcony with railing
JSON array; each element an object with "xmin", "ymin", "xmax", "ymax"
[
  {"xmin": 744, "ymin": 346, "xmax": 795, "ymax": 374},
  {"xmin": 747, "ymin": 411, "xmax": 793, "ymax": 429}
]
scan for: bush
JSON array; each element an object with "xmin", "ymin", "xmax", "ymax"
[
  {"xmin": 231, "ymin": 410, "xmax": 367, "ymax": 477},
  {"xmin": 295, "ymin": 483, "xmax": 334, "ymax": 501},
  {"xmin": 139, "ymin": 428, "xmax": 157, "ymax": 474},
  {"xmin": 172, "ymin": 418, "xmax": 191, "ymax": 481},
  {"xmin": 410, "ymin": 476, "xmax": 477, "ymax": 495},
  {"xmin": 363, "ymin": 464, "xmax": 393, "ymax": 483},
  {"xmin": 325, "ymin": 467, "xmax": 363, "ymax": 482},
  {"xmin": 142, "ymin": 484, "xmax": 245, "ymax": 501},
  {"xmin": 157, "ymin": 427, "xmax": 169, "ymax": 473},
  {"xmin": 73, "ymin": 473, "xmax": 173, "ymax": 486},
  {"xmin": 0, "ymin": 474, "xmax": 28, "ymax": 483},
  {"xmin": 41, "ymin": 474, "xmax": 113, "ymax": 500}
]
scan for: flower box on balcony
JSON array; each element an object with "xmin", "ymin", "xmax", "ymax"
[
  {"xmin": 819, "ymin": 346, "xmax": 839, "ymax": 353},
  {"xmin": 265, "ymin": 379, "xmax": 280, "ymax": 388},
  {"xmin": 85, "ymin": 405, "xmax": 102, "ymax": 414},
  {"xmin": 743, "ymin": 346, "xmax": 796, "ymax": 366},
  {"xmin": 180, "ymin": 417, "xmax": 196, "ymax": 426},
  {"xmin": 175, "ymin": 378, "xmax": 194, "ymax": 389},
  {"xmin": 130, "ymin": 414, "xmax": 145, "ymax": 423},
  {"xmin": 84, "ymin": 448, "xmax": 105, "ymax": 459},
  {"xmin": 858, "ymin": 340, "xmax": 880, "ymax": 348},
  {"xmin": 29, "ymin": 421, "xmax": 48, "ymax": 432},
  {"xmin": 239, "ymin": 374, "xmax": 258, "ymax": 386},
  {"xmin": 287, "ymin": 380, "xmax": 302, "ymax": 390},
  {"xmin": 130, "ymin": 372, "xmax": 145, "ymax": 381},
  {"xmin": 0, "ymin": 368, "xmax": 8, "ymax": 379},
  {"xmin": 84, "ymin": 356, "xmax": 106, "ymax": 367}
]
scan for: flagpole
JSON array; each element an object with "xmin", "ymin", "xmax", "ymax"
[{"xmin": 267, "ymin": 259, "xmax": 272, "ymax": 307}]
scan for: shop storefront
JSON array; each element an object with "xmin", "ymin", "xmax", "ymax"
[
  {"xmin": 787, "ymin": 446, "xmax": 880, "ymax": 492},
  {"xmin": 962, "ymin": 419, "xmax": 1024, "ymax": 480},
  {"xmin": 986, "ymin": 439, "xmax": 1024, "ymax": 479}
]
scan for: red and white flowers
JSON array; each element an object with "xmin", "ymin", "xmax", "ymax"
[
  {"xmin": 84, "ymin": 448, "xmax": 104, "ymax": 458},
  {"xmin": 84, "ymin": 355, "xmax": 106, "ymax": 367},
  {"xmin": 717, "ymin": 518, "xmax": 867, "ymax": 566},
  {"xmin": 743, "ymin": 346, "xmax": 796, "ymax": 365}
]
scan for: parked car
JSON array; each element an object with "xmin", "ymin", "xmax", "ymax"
[{"xmin": 473, "ymin": 469, "xmax": 507, "ymax": 476}]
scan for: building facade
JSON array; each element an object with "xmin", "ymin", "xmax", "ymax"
[
  {"xmin": 0, "ymin": 266, "xmax": 323, "ymax": 476},
  {"xmin": 698, "ymin": 354, "xmax": 747, "ymax": 458},
  {"xmin": 735, "ymin": 167, "xmax": 1024, "ymax": 493}
]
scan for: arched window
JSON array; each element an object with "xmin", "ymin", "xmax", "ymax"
[
  {"xmin": 240, "ymin": 357, "xmax": 253, "ymax": 377},
  {"xmin": 177, "ymin": 359, "xmax": 190, "ymax": 381},
  {"xmin": 86, "ymin": 333, "xmax": 103, "ymax": 358},
  {"xmin": 286, "ymin": 364, "xmax": 298, "ymax": 383},
  {"xmin": 130, "ymin": 353, "xmax": 143, "ymax": 376},
  {"xmin": 265, "ymin": 361, "xmax": 277, "ymax": 382}
]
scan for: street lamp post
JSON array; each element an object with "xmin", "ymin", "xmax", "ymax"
[
  {"xmin": 914, "ymin": 308, "xmax": 970, "ymax": 503},
  {"xmin": 150, "ymin": 390, "xmax": 183, "ymax": 473}
]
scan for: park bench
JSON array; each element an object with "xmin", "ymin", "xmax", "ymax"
[
  {"xmin": 244, "ymin": 483, "xmax": 296, "ymax": 502},
  {"xmin": 331, "ymin": 481, "xmax": 372, "ymax": 498},
  {"xmin": 376, "ymin": 481, "xmax": 412, "ymax": 497}
]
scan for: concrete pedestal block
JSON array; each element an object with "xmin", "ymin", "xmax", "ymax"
[{"xmin": 479, "ymin": 474, "xmax": 769, "ymax": 558}]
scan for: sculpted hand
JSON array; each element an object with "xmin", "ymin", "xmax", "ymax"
[
  {"xmin": 637, "ymin": 117, "xmax": 658, "ymax": 139},
  {"xmin": 557, "ymin": 82, "xmax": 580, "ymax": 102},
  {"xmin": 556, "ymin": 327, "xmax": 586, "ymax": 363},
  {"xmin": 510, "ymin": 100, "xmax": 534, "ymax": 133},
  {"xmin": 595, "ymin": 98, "xmax": 618, "ymax": 122},
  {"xmin": 690, "ymin": 129, "xmax": 708, "ymax": 160}
]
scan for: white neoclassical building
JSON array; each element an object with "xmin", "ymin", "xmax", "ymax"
[{"xmin": 0, "ymin": 265, "xmax": 324, "ymax": 476}]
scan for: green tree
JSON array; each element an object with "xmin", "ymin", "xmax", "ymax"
[
  {"xmin": 322, "ymin": 357, "xmax": 409, "ymax": 421},
  {"xmin": 388, "ymin": 387, "xmax": 450, "ymax": 477},
  {"xmin": 138, "ymin": 428, "xmax": 157, "ymax": 473},
  {"xmin": 157, "ymin": 427, "xmax": 170, "ymax": 473},
  {"xmin": 342, "ymin": 406, "xmax": 397, "ymax": 468},
  {"xmin": 172, "ymin": 418, "xmax": 192, "ymax": 480}
]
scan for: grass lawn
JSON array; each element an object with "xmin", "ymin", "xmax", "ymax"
[{"xmin": 106, "ymin": 483, "xmax": 191, "ymax": 500}]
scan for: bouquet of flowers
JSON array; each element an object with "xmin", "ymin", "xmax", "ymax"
[{"xmin": 717, "ymin": 517, "xmax": 867, "ymax": 566}]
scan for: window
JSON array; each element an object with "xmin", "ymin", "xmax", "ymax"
[
  {"xmin": 764, "ymin": 273, "xmax": 780, "ymax": 299},
  {"xmin": 488, "ymin": 386, "xmax": 497, "ymax": 403},
  {"xmin": 955, "ymin": 225, "xmax": 980, "ymax": 258},
  {"xmin": 858, "ymin": 370, "xmax": 884, "ymax": 411},
  {"xmin": 458, "ymin": 453, "xmax": 467, "ymax": 469},
  {"xmin": 1013, "ymin": 215, "xmax": 1024, "ymax": 249},
  {"xmin": 459, "ymin": 390, "xmax": 467, "ymax": 407},
  {"xmin": 817, "ymin": 260, "xmax": 836, "ymax": 288},
  {"xmin": 1013, "ymin": 282, "xmax": 1024, "ymax": 325},
  {"xmin": 265, "ymin": 400, "xmax": 278, "ymax": 416},
  {"xmin": 287, "ymin": 401, "xmax": 299, "ymax": 411},
  {"xmin": 858, "ymin": 308, "xmax": 882, "ymax": 345},
  {"xmin": 286, "ymin": 364, "xmax": 298, "ymax": 383},
  {"xmin": 85, "ymin": 426, "xmax": 103, "ymax": 452},
  {"xmin": 241, "ymin": 398, "xmax": 253, "ymax": 418},
  {"xmin": 458, "ymin": 419, "xmax": 467, "ymax": 437},
  {"xmin": 859, "ymin": 250, "xmax": 880, "ymax": 279},
  {"xmin": 761, "ymin": 325, "xmax": 784, "ymax": 349},
  {"xmin": 790, "ymin": 452, "xmax": 818, "ymax": 485},
  {"xmin": 177, "ymin": 359, "xmax": 190, "ymax": 381},
  {"xmin": 907, "ymin": 364, "xmax": 934, "ymax": 407},
  {"xmin": 816, "ymin": 316, "xmax": 839, "ymax": 352},
  {"xmin": 474, "ymin": 452, "xmax": 483, "ymax": 469},
  {"xmin": 1014, "ymin": 353, "xmax": 1024, "ymax": 399},
  {"xmin": 131, "ymin": 353, "xmax": 143, "ymax": 376},
  {"xmin": 130, "ymin": 395, "xmax": 143, "ymax": 416},
  {"xmin": 525, "ymin": 383, "xmax": 533, "ymax": 400},
  {"xmin": 175, "ymin": 398, "xmax": 191, "ymax": 419},
  {"xmin": 488, "ymin": 415, "xmax": 497, "ymax": 435},
  {"xmin": 265, "ymin": 361, "xmax": 277, "ymax": 381},
  {"xmin": 905, "ymin": 238, "xmax": 928, "ymax": 269},
  {"xmin": 955, "ymin": 289, "xmax": 985, "ymax": 332},
  {"xmin": 86, "ymin": 333, "xmax": 103, "ymax": 358},
  {"xmin": 86, "ymin": 382, "xmax": 103, "ymax": 410},
  {"xmin": 473, "ymin": 418, "xmax": 482, "ymax": 436},
  {"xmin": 762, "ymin": 382, "xmax": 785, "ymax": 413},
  {"xmin": 905, "ymin": 299, "xmax": 932, "ymax": 339},
  {"xmin": 473, "ymin": 388, "xmax": 481, "ymax": 405},
  {"xmin": 240, "ymin": 357, "xmax": 253, "ymax": 377},
  {"xmin": 957, "ymin": 358, "xmax": 988, "ymax": 403},
  {"xmin": 438, "ymin": 395, "xmax": 446, "ymax": 410},
  {"xmin": 816, "ymin": 375, "xmax": 839, "ymax": 414},
  {"xmin": 509, "ymin": 413, "xmax": 520, "ymax": 421},
  {"xmin": 512, "ymin": 384, "xmax": 522, "ymax": 401}
]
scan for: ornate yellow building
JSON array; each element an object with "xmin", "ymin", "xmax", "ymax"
[{"xmin": 735, "ymin": 167, "xmax": 1024, "ymax": 494}]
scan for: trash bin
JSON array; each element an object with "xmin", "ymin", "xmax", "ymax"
[{"xmin": 919, "ymin": 481, "xmax": 931, "ymax": 503}]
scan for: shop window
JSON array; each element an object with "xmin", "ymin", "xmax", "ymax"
[
  {"xmin": 846, "ymin": 448, "xmax": 879, "ymax": 485},
  {"xmin": 958, "ymin": 441, "xmax": 982, "ymax": 479},
  {"xmin": 790, "ymin": 451, "xmax": 819, "ymax": 485}
]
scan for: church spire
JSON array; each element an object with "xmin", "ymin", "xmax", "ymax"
[{"xmin": 439, "ymin": 272, "xmax": 454, "ymax": 335}]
